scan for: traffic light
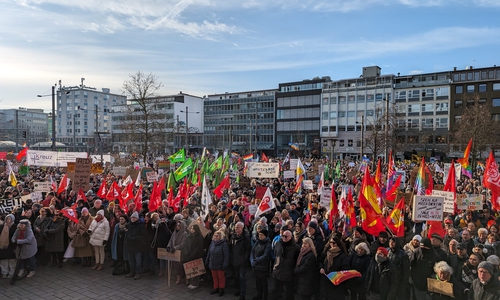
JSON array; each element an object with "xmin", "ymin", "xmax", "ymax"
[{"xmin": 22, "ymin": 131, "xmax": 27, "ymax": 138}]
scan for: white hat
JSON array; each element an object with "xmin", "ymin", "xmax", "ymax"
[
  {"xmin": 97, "ymin": 210, "xmax": 105, "ymax": 217},
  {"xmin": 412, "ymin": 235, "xmax": 422, "ymax": 242}
]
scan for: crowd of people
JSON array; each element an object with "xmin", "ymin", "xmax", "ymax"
[{"xmin": 0, "ymin": 156, "xmax": 499, "ymax": 300}]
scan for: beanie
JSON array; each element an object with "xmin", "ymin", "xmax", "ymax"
[
  {"xmin": 478, "ymin": 261, "xmax": 494, "ymax": 276},
  {"xmin": 377, "ymin": 247, "xmax": 389, "ymax": 257},
  {"xmin": 97, "ymin": 210, "xmax": 105, "ymax": 217},
  {"xmin": 308, "ymin": 221, "xmax": 318, "ymax": 231},
  {"xmin": 81, "ymin": 207, "xmax": 89, "ymax": 214},
  {"xmin": 259, "ymin": 229, "xmax": 268, "ymax": 237},
  {"xmin": 6, "ymin": 214, "xmax": 15, "ymax": 223},
  {"xmin": 486, "ymin": 255, "xmax": 500, "ymax": 267},
  {"xmin": 131, "ymin": 211, "xmax": 139, "ymax": 219},
  {"xmin": 412, "ymin": 235, "xmax": 422, "ymax": 242},
  {"xmin": 421, "ymin": 237, "xmax": 432, "ymax": 249}
]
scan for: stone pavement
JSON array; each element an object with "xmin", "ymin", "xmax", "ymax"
[{"xmin": 0, "ymin": 262, "xmax": 260, "ymax": 300}]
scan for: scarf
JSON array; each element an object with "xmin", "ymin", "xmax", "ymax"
[
  {"xmin": 404, "ymin": 242, "xmax": 423, "ymax": 262},
  {"xmin": 18, "ymin": 229, "xmax": 26, "ymax": 241},
  {"xmin": 325, "ymin": 246, "xmax": 341, "ymax": 270},
  {"xmin": 461, "ymin": 262, "xmax": 477, "ymax": 284},
  {"xmin": 297, "ymin": 247, "xmax": 312, "ymax": 266},
  {"xmin": 0, "ymin": 223, "xmax": 11, "ymax": 248},
  {"xmin": 294, "ymin": 229, "xmax": 306, "ymax": 243}
]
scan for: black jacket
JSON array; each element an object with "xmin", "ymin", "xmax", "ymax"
[
  {"xmin": 230, "ymin": 230, "xmax": 251, "ymax": 268},
  {"xmin": 181, "ymin": 228, "xmax": 204, "ymax": 263},
  {"xmin": 294, "ymin": 250, "xmax": 318, "ymax": 296},
  {"xmin": 366, "ymin": 259, "xmax": 398, "ymax": 300},
  {"xmin": 468, "ymin": 276, "xmax": 500, "ymax": 300},
  {"xmin": 273, "ymin": 239, "xmax": 300, "ymax": 282},
  {"xmin": 411, "ymin": 250, "xmax": 440, "ymax": 291},
  {"xmin": 250, "ymin": 237, "xmax": 272, "ymax": 273},
  {"xmin": 125, "ymin": 220, "xmax": 147, "ymax": 253}
]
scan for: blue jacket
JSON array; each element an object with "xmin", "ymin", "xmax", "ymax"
[{"xmin": 207, "ymin": 239, "xmax": 229, "ymax": 270}]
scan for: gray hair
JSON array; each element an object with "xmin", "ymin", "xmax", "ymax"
[
  {"xmin": 433, "ymin": 261, "xmax": 454, "ymax": 275},
  {"xmin": 235, "ymin": 221, "xmax": 245, "ymax": 228}
]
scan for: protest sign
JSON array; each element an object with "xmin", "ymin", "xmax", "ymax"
[
  {"xmin": 0, "ymin": 198, "xmax": 23, "ymax": 214},
  {"xmin": 21, "ymin": 195, "xmax": 31, "ymax": 203},
  {"xmin": 431, "ymin": 190, "xmax": 455, "ymax": 213},
  {"xmin": 289, "ymin": 159, "xmax": 298, "ymax": 170},
  {"xmin": 73, "ymin": 158, "xmax": 92, "ymax": 192},
  {"xmin": 91, "ymin": 163, "xmax": 104, "ymax": 174},
  {"xmin": 30, "ymin": 192, "xmax": 43, "ymax": 202},
  {"xmin": 157, "ymin": 249, "xmax": 181, "ymax": 262},
  {"xmin": 34, "ymin": 181, "xmax": 52, "ymax": 192},
  {"xmin": 303, "ymin": 180, "xmax": 314, "ymax": 190},
  {"xmin": 183, "ymin": 258, "xmax": 206, "ymax": 279},
  {"xmin": 427, "ymin": 278, "xmax": 454, "ymax": 298},
  {"xmin": 245, "ymin": 162, "xmax": 280, "ymax": 178},
  {"xmin": 66, "ymin": 162, "xmax": 76, "ymax": 173},
  {"xmin": 146, "ymin": 171, "xmax": 159, "ymax": 183},
  {"xmin": 283, "ymin": 170, "xmax": 295, "ymax": 179},
  {"xmin": 229, "ymin": 168, "xmax": 239, "ymax": 179},
  {"xmin": 412, "ymin": 195, "xmax": 444, "ymax": 221},
  {"xmin": 113, "ymin": 166, "xmax": 128, "ymax": 177},
  {"xmin": 456, "ymin": 194, "xmax": 482, "ymax": 211},
  {"xmin": 319, "ymin": 186, "xmax": 332, "ymax": 207},
  {"xmin": 248, "ymin": 204, "xmax": 257, "ymax": 216}
]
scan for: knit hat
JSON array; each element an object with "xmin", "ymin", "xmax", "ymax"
[
  {"xmin": 378, "ymin": 231, "xmax": 389, "ymax": 239},
  {"xmin": 19, "ymin": 219, "xmax": 30, "ymax": 225},
  {"xmin": 420, "ymin": 237, "xmax": 432, "ymax": 249},
  {"xmin": 97, "ymin": 210, "xmax": 105, "ymax": 217},
  {"xmin": 275, "ymin": 223, "xmax": 282, "ymax": 230},
  {"xmin": 81, "ymin": 207, "xmax": 89, "ymax": 214},
  {"xmin": 486, "ymin": 255, "xmax": 500, "ymax": 267},
  {"xmin": 355, "ymin": 242, "xmax": 370, "ymax": 255},
  {"xmin": 259, "ymin": 229, "xmax": 268, "ymax": 237},
  {"xmin": 308, "ymin": 221, "xmax": 318, "ymax": 231},
  {"xmin": 130, "ymin": 211, "xmax": 139, "ymax": 219},
  {"xmin": 431, "ymin": 233, "xmax": 443, "ymax": 242},
  {"xmin": 412, "ymin": 234, "xmax": 422, "ymax": 242},
  {"xmin": 6, "ymin": 214, "xmax": 15, "ymax": 223},
  {"xmin": 478, "ymin": 261, "xmax": 494, "ymax": 276},
  {"xmin": 377, "ymin": 247, "xmax": 389, "ymax": 257},
  {"xmin": 260, "ymin": 217, "xmax": 267, "ymax": 224}
]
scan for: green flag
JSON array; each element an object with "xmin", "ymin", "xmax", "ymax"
[
  {"xmin": 209, "ymin": 156, "xmax": 223, "ymax": 174},
  {"xmin": 167, "ymin": 172, "xmax": 176, "ymax": 190},
  {"xmin": 324, "ymin": 163, "xmax": 330, "ymax": 181},
  {"xmin": 335, "ymin": 161, "xmax": 341, "ymax": 179},
  {"xmin": 168, "ymin": 148, "xmax": 185, "ymax": 163},
  {"xmin": 191, "ymin": 170, "xmax": 198, "ymax": 186},
  {"xmin": 221, "ymin": 155, "xmax": 230, "ymax": 174},
  {"xmin": 201, "ymin": 159, "xmax": 209, "ymax": 177},
  {"xmin": 174, "ymin": 158, "xmax": 193, "ymax": 181},
  {"xmin": 19, "ymin": 166, "xmax": 29, "ymax": 175}
]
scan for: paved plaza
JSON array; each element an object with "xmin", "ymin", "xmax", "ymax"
[{"xmin": 0, "ymin": 262, "xmax": 259, "ymax": 300}]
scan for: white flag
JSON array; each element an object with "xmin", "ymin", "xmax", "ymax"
[
  {"xmin": 317, "ymin": 171, "xmax": 324, "ymax": 195},
  {"xmin": 122, "ymin": 175, "xmax": 132, "ymax": 186},
  {"xmin": 200, "ymin": 175, "xmax": 212, "ymax": 219},
  {"xmin": 296, "ymin": 158, "xmax": 306, "ymax": 179},
  {"xmin": 255, "ymin": 187, "xmax": 276, "ymax": 218},
  {"xmin": 135, "ymin": 169, "xmax": 142, "ymax": 187}
]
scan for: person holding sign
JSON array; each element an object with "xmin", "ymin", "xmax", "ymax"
[{"xmin": 428, "ymin": 261, "xmax": 468, "ymax": 300}]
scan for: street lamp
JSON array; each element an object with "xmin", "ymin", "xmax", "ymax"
[
  {"xmin": 356, "ymin": 115, "xmax": 364, "ymax": 160},
  {"xmin": 72, "ymin": 106, "xmax": 85, "ymax": 151},
  {"xmin": 179, "ymin": 106, "xmax": 199, "ymax": 155},
  {"xmin": 383, "ymin": 94, "xmax": 390, "ymax": 163},
  {"xmin": 37, "ymin": 84, "xmax": 58, "ymax": 151}
]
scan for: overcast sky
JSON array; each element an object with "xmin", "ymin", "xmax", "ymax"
[{"xmin": 1, "ymin": 0, "xmax": 499, "ymax": 112}]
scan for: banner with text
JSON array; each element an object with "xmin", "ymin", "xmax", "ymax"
[
  {"xmin": 412, "ymin": 195, "xmax": 444, "ymax": 221},
  {"xmin": 245, "ymin": 162, "xmax": 280, "ymax": 178},
  {"xmin": 431, "ymin": 190, "xmax": 455, "ymax": 213}
]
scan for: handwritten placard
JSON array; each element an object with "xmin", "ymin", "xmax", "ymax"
[
  {"xmin": 283, "ymin": 170, "xmax": 295, "ymax": 179},
  {"xmin": 146, "ymin": 171, "xmax": 159, "ymax": 183},
  {"xmin": 183, "ymin": 258, "xmax": 206, "ymax": 279},
  {"xmin": 303, "ymin": 180, "xmax": 313, "ymax": 190},
  {"xmin": 33, "ymin": 181, "xmax": 52, "ymax": 192},
  {"xmin": 157, "ymin": 248, "xmax": 180, "ymax": 262},
  {"xmin": 319, "ymin": 186, "xmax": 332, "ymax": 207},
  {"xmin": 412, "ymin": 195, "xmax": 444, "ymax": 221},
  {"xmin": 431, "ymin": 190, "xmax": 455, "ymax": 213},
  {"xmin": 289, "ymin": 159, "xmax": 298, "ymax": 170},
  {"xmin": 456, "ymin": 194, "xmax": 482, "ymax": 211},
  {"xmin": 73, "ymin": 158, "xmax": 92, "ymax": 192}
]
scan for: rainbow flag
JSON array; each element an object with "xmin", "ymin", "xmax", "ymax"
[
  {"xmin": 294, "ymin": 174, "xmax": 303, "ymax": 194},
  {"xmin": 457, "ymin": 138, "xmax": 472, "ymax": 178},
  {"xmin": 326, "ymin": 270, "xmax": 361, "ymax": 285},
  {"xmin": 477, "ymin": 161, "xmax": 485, "ymax": 171},
  {"xmin": 414, "ymin": 156, "xmax": 426, "ymax": 195},
  {"xmin": 243, "ymin": 154, "xmax": 253, "ymax": 162}
]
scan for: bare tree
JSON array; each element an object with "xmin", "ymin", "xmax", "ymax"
[
  {"xmin": 121, "ymin": 71, "xmax": 168, "ymax": 162},
  {"xmin": 453, "ymin": 93, "xmax": 500, "ymax": 167}
]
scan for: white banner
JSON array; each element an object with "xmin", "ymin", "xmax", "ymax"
[
  {"xmin": 0, "ymin": 198, "xmax": 24, "ymax": 214},
  {"xmin": 90, "ymin": 154, "xmax": 113, "ymax": 164},
  {"xmin": 289, "ymin": 159, "xmax": 298, "ymax": 170},
  {"xmin": 283, "ymin": 170, "xmax": 295, "ymax": 179},
  {"xmin": 303, "ymin": 180, "xmax": 314, "ymax": 190},
  {"xmin": 431, "ymin": 190, "xmax": 455, "ymax": 213},
  {"xmin": 319, "ymin": 186, "xmax": 332, "ymax": 207},
  {"xmin": 33, "ymin": 181, "xmax": 52, "ymax": 192},
  {"xmin": 245, "ymin": 162, "xmax": 280, "ymax": 178},
  {"xmin": 57, "ymin": 152, "xmax": 88, "ymax": 167},
  {"xmin": 412, "ymin": 195, "xmax": 444, "ymax": 221},
  {"xmin": 26, "ymin": 150, "xmax": 58, "ymax": 166}
]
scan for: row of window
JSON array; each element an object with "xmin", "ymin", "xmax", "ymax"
[
  {"xmin": 453, "ymin": 70, "xmax": 500, "ymax": 82},
  {"xmin": 321, "ymin": 94, "xmax": 388, "ymax": 104},
  {"xmin": 455, "ymin": 83, "xmax": 500, "ymax": 94},
  {"xmin": 321, "ymin": 117, "xmax": 448, "ymax": 132}
]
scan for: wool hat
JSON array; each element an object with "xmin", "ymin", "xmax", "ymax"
[
  {"xmin": 420, "ymin": 237, "xmax": 432, "ymax": 249},
  {"xmin": 260, "ymin": 217, "xmax": 267, "ymax": 224},
  {"xmin": 355, "ymin": 242, "xmax": 371, "ymax": 255},
  {"xmin": 378, "ymin": 231, "xmax": 389, "ymax": 239},
  {"xmin": 259, "ymin": 229, "xmax": 268, "ymax": 237},
  {"xmin": 6, "ymin": 214, "xmax": 15, "ymax": 223},
  {"xmin": 486, "ymin": 255, "xmax": 500, "ymax": 267},
  {"xmin": 97, "ymin": 210, "xmax": 105, "ymax": 217},
  {"xmin": 431, "ymin": 233, "xmax": 444, "ymax": 242},
  {"xmin": 81, "ymin": 207, "xmax": 89, "ymax": 214},
  {"xmin": 131, "ymin": 211, "xmax": 139, "ymax": 219},
  {"xmin": 308, "ymin": 221, "xmax": 318, "ymax": 231},
  {"xmin": 19, "ymin": 219, "xmax": 30, "ymax": 225},
  {"xmin": 478, "ymin": 261, "xmax": 494, "ymax": 276},
  {"xmin": 377, "ymin": 247, "xmax": 389, "ymax": 257},
  {"xmin": 275, "ymin": 223, "xmax": 282, "ymax": 229}
]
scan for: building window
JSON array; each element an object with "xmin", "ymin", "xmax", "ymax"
[
  {"xmin": 347, "ymin": 126, "xmax": 355, "ymax": 131},
  {"xmin": 347, "ymin": 139, "xmax": 353, "ymax": 147},
  {"xmin": 454, "ymin": 115, "xmax": 462, "ymax": 123},
  {"xmin": 479, "ymin": 98, "xmax": 487, "ymax": 105},
  {"xmin": 436, "ymin": 118, "xmax": 448, "ymax": 129},
  {"xmin": 330, "ymin": 97, "xmax": 337, "ymax": 104},
  {"xmin": 348, "ymin": 95, "xmax": 355, "ymax": 103},
  {"xmin": 467, "ymin": 85, "xmax": 475, "ymax": 93},
  {"xmin": 347, "ymin": 111, "xmax": 355, "ymax": 117},
  {"xmin": 339, "ymin": 140, "xmax": 345, "ymax": 147},
  {"xmin": 357, "ymin": 95, "xmax": 365, "ymax": 102},
  {"xmin": 454, "ymin": 100, "xmax": 463, "ymax": 108},
  {"xmin": 478, "ymin": 84, "xmax": 487, "ymax": 92},
  {"xmin": 455, "ymin": 86, "xmax": 463, "ymax": 94},
  {"xmin": 338, "ymin": 111, "xmax": 346, "ymax": 117},
  {"xmin": 421, "ymin": 118, "xmax": 434, "ymax": 129},
  {"xmin": 493, "ymin": 98, "xmax": 500, "ymax": 107},
  {"xmin": 339, "ymin": 96, "xmax": 346, "ymax": 104},
  {"xmin": 322, "ymin": 98, "xmax": 329, "ymax": 104},
  {"xmin": 329, "ymin": 126, "xmax": 337, "ymax": 131},
  {"xmin": 356, "ymin": 140, "xmax": 361, "ymax": 147},
  {"xmin": 322, "ymin": 126, "xmax": 328, "ymax": 132},
  {"xmin": 492, "ymin": 114, "xmax": 500, "ymax": 122},
  {"xmin": 493, "ymin": 83, "xmax": 500, "ymax": 91},
  {"xmin": 436, "ymin": 103, "xmax": 448, "ymax": 112},
  {"xmin": 330, "ymin": 112, "xmax": 337, "ymax": 119},
  {"xmin": 322, "ymin": 112, "xmax": 329, "ymax": 119}
]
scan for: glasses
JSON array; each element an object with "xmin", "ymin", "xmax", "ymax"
[{"xmin": 281, "ymin": 235, "xmax": 291, "ymax": 239}]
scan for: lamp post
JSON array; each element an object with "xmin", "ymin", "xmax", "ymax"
[
  {"xmin": 179, "ymin": 106, "xmax": 199, "ymax": 155},
  {"xmin": 37, "ymin": 84, "xmax": 58, "ymax": 151},
  {"xmin": 357, "ymin": 115, "xmax": 364, "ymax": 160},
  {"xmin": 384, "ymin": 93, "xmax": 390, "ymax": 163}
]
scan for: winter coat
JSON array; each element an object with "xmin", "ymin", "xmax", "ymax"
[
  {"xmin": 230, "ymin": 230, "xmax": 251, "ymax": 268},
  {"xmin": 12, "ymin": 224, "xmax": 37, "ymax": 259},
  {"xmin": 125, "ymin": 220, "xmax": 147, "ymax": 253},
  {"xmin": 45, "ymin": 218, "xmax": 66, "ymax": 253},
  {"xmin": 366, "ymin": 259, "xmax": 398, "ymax": 300},
  {"xmin": 273, "ymin": 239, "xmax": 300, "ymax": 282},
  {"xmin": 32, "ymin": 216, "xmax": 51, "ymax": 246},
  {"xmin": 181, "ymin": 225, "xmax": 204, "ymax": 263},
  {"xmin": 319, "ymin": 250, "xmax": 350, "ymax": 297},
  {"xmin": 294, "ymin": 250, "xmax": 318, "ymax": 296},
  {"xmin": 89, "ymin": 218, "xmax": 110, "ymax": 247},
  {"xmin": 167, "ymin": 221, "xmax": 187, "ymax": 252},
  {"xmin": 76, "ymin": 215, "xmax": 94, "ymax": 258},
  {"xmin": 468, "ymin": 276, "xmax": 500, "ymax": 300},
  {"xmin": 309, "ymin": 231, "xmax": 325, "ymax": 256},
  {"xmin": 250, "ymin": 237, "xmax": 272, "ymax": 273},
  {"xmin": 207, "ymin": 239, "xmax": 229, "ymax": 270},
  {"xmin": 411, "ymin": 250, "xmax": 440, "ymax": 291},
  {"xmin": 111, "ymin": 223, "xmax": 128, "ymax": 261},
  {"xmin": 0, "ymin": 223, "xmax": 17, "ymax": 260}
]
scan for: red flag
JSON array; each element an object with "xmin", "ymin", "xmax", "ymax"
[
  {"xmin": 50, "ymin": 176, "xmax": 57, "ymax": 192},
  {"xmin": 444, "ymin": 160, "xmax": 457, "ymax": 213},
  {"xmin": 133, "ymin": 184, "xmax": 143, "ymax": 213},
  {"xmin": 385, "ymin": 174, "xmax": 402, "ymax": 203},
  {"xmin": 61, "ymin": 204, "xmax": 79, "ymax": 224},
  {"xmin": 105, "ymin": 182, "xmax": 120, "ymax": 201},
  {"xmin": 424, "ymin": 164, "xmax": 434, "ymax": 195},
  {"xmin": 359, "ymin": 191, "xmax": 386, "ymax": 236},
  {"xmin": 386, "ymin": 198, "xmax": 405, "ymax": 237},
  {"xmin": 329, "ymin": 185, "xmax": 338, "ymax": 230},
  {"xmin": 16, "ymin": 147, "xmax": 28, "ymax": 161},
  {"xmin": 213, "ymin": 174, "xmax": 230, "ymax": 198},
  {"xmin": 172, "ymin": 185, "xmax": 183, "ymax": 213},
  {"xmin": 57, "ymin": 174, "xmax": 70, "ymax": 195},
  {"xmin": 483, "ymin": 152, "xmax": 500, "ymax": 210},
  {"xmin": 149, "ymin": 181, "xmax": 162, "ymax": 212},
  {"xmin": 345, "ymin": 187, "xmax": 356, "ymax": 229},
  {"xmin": 427, "ymin": 220, "xmax": 446, "ymax": 239},
  {"xmin": 121, "ymin": 183, "xmax": 135, "ymax": 202},
  {"xmin": 77, "ymin": 189, "xmax": 88, "ymax": 202},
  {"xmin": 261, "ymin": 152, "xmax": 269, "ymax": 163},
  {"xmin": 167, "ymin": 186, "xmax": 175, "ymax": 210},
  {"xmin": 97, "ymin": 181, "xmax": 107, "ymax": 198}
]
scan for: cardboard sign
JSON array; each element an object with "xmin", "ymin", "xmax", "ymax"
[
  {"xmin": 73, "ymin": 158, "xmax": 92, "ymax": 192},
  {"xmin": 245, "ymin": 162, "xmax": 280, "ymax": 178},
  {"xmin": 248, "ymin": 204, "xmax": 257, "ymax": 216},
  {"xmin": 33, "ymin": 181, "xmax": 52, "ymax": 192},
  {"xmin": 283, "ymin": 170, "xmax": 295, "ymax": 179},
  {"xmin": 126, "ymin": 168, "xmax": 140, "ymax": 180},
  {"xmin": 289, "ymin": 159, "xmax": 298, "ymax": 170},
  {"xmin": 432, "ymin": 190, "xmax": 455, "ymax": 213},
  {"xmin": 427, "ymin": 278, "xmax": 454, "ymax": 298},
  {"xmin": 67, "ymin": 162, "xmax": 76, "ymax": 173},
  {"xmin": 229, "ymin": 168, "xmax": 239, "ymax": 179},
  {"xmin": 146, "ymin": 171, "xmax": 159, "ymax": 183},
  {"xmin": 456, "ymin": 194, "xmax": 482, "ymax": 211},
  {"xmin": 157, "ymin": 248, "xmax": 181, "ymax": 262},
  {"xmin": 91, "ymin": 163, "xmax": 104, "ymax": 174},
  {"xmin": 434, "ymin": 184, "xmax": 444, "ymax": 191},
  {"xmin": 0, "ymin": 198, "xmax": 24, "ymax": 214},
  {"xmin": 30, "ymin": 192, "xmax": 43, "ymax": 202},
  {"xmin": 303, "ymin": 180, "xmax": 314, "ymax": 190},
  {"xmin": 412, "ymin": 195, "xmax": 444, "ymax": 221},
  {"xmin": 319, "ymin": 186, "xmax": 332, "ymax": 207},
  {"xmin": 183, "ymin": 258, "xmax": 206, "ymax": 279},
  {"xmin": 141, "ymin": 167, "xmax": 154, "ymax": 179}
]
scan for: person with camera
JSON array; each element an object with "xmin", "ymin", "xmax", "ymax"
[
  {"xmin": 88, "ymin": 210, "xmax": 110, "ymax": 271},
  {"xmin": 167, "ymin": 220, "xmax": 188, "ymax": 284},
  {"xmin": 44, "ymin": 211, "xmax": 66, "ymax": 268}
]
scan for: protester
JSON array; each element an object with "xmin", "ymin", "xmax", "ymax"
[
  {"xmin": 44, "ymin": 211, "xmax": 66, "ymax": 268},
  {"xmin": 88, "ymin": 209, "xmax": 110, "ymax": 271},
  {"xmin": 294, "ymin": 237, "xmax": 318, "ymax": 300},
  {"xmin": 11, "ymin": 219, "xmax": 37, "ymax": 278},
  {"xmin": 250, "ymin": 228, "xmax": 272, "ymax": 300},
  {"xmin": 468, "ymin": 261, "xmax": 500, "ymax": 299},
  {"xmin": 207, "ymin": 230, "xmax": 229, "ymax": 297},
  {"xmin": 0, "ymin": 214, "xmax": 17, "ymax": 278}
]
